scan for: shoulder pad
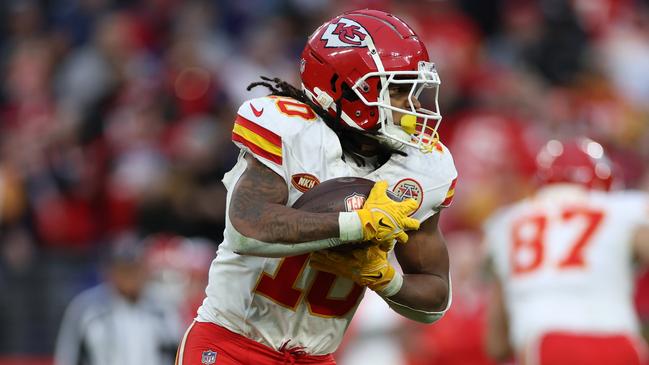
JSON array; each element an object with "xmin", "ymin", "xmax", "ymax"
[
  {"xmin": 607, "ymin": 190, "xmax": 649, "ymax": 203},
  {"xmin": 606, "ymin": 190, "xmax": 649, "ymax": 223},
  {"xmin": 435, "ymin": 143, "xmax": 457, "ymax": 207},
  {"xmin": 232, "ymin": 96, "xmax": 323, "ymax": 172},
  {"xmin": 237, "ymin": 96, "xmax": 318, "ymax": 138},
  {"xmin": 418, "ymin": 142, "xmax": 458, "ymax": 207}
]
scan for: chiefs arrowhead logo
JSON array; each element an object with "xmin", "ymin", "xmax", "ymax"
[
  {"xmin": 321, "ymin": 18, "xmax": 369, "ymax": 48},
  {"xmin": 291, "ymin": 173, "xmax": 320, "ymax": 193}
]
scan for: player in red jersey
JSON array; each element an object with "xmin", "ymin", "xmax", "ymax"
[
  {"xmin": 484, "ymin": 137, "xmax": 649, "ymax": 365},
  {"xmin": 175, "ymin": 9, "xmax": 457, "ymax": 365}
]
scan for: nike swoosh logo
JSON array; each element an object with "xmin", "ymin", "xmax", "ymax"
[
  {"xmin": 250, "ymin": 103, "xmax": 264, "ymax": 117},
  {"xmin": 378, "ymin": 218, "xmax": 391, "ymax": 229},
  {"xmin": 367, "ymin": 273, "xmax": 383, "ymax": 279}
]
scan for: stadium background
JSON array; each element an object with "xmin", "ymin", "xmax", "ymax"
[{"xmin": 0, "ymin": 0, "xmax": 648, "ymax": 364}]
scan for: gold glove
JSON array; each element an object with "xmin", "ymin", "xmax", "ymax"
[
  {"xmin": 309, "ymin": 246, "xmax": 397, "ymax": 294},
  {"xmin": 356, "ymin": 181, "xmax": 420, "ymax": 245}
]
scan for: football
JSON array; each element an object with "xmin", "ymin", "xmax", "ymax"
[
  {"xmin": 292, "ymin": 177, "xmax": 401, "ymax": 252},
  {"xmin": 293, "ymin": 177, "xmax": 373, "ymax": 212}
]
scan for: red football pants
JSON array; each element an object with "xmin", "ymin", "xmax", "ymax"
[
  {"xmin": 175, "ymin": 321, "xmax": 337, "ymax": 365},
  {"xmin": 525, "ymin": 332, "xmax": 648, "ymax": 365}
]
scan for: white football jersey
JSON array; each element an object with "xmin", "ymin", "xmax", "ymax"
[
  {"xmin": 196, "ymin": 95, "xmax": 457, "ymax": 355},
  {"xmin": 484, "ymin": 185, "xmax": 649, "ymax": 351}
]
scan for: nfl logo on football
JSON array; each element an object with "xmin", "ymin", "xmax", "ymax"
[
  {"xmin": 201, "ymin": 350, "xmax": 217, "ymax": 365},
  {"xmin": 345, "ymin": 193, "xmax": 366, "ymax": 212}
]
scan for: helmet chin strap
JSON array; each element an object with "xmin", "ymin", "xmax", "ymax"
[
  {"xmin": 302, "ymin": 84, "xmax": 364, "ymax": 130},
  {"xmin": 378, "ymin": 124, "xmax": 410, "ymax": 149}
]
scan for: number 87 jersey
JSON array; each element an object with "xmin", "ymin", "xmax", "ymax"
[{"xmin": 483, "ymin": 184, "xmax": 649, "ymax": 353}]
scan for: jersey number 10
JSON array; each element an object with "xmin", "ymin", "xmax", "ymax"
[
  {"xmin": 511, "ymin": 206, "xmax": 605, "ymax": 275},
  {"xmin": 254, "ymin": 254, "xmax": 364, "ymax": 317}
]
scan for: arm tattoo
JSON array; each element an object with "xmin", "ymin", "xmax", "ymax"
[{"xmin": 229, "ymin": 155, "xmax": 340, "ymax": 243}]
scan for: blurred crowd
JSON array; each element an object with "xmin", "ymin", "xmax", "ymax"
[{"xmin": 0, "ymin": 0, "xmax": 648, "ymax": 363}]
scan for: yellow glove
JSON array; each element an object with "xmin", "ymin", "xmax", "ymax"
[
  {"xmin": 309, "ymin": 246, "xmax": 400, "ymax": 296},
  {"xmin": 356, "ymin": 181, "xmax": 420, "ymax": 245}
]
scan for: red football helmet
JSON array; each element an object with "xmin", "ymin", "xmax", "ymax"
[
  {"xmin": 535, "ymin": 137, "xmax": 613, "ymax": 191},
  {"xmin": 300, "ymin": 9, "xmax": 441, "ymax": 151}
]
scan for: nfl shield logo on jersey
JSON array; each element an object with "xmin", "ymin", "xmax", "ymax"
[{"xmin": 201, "ymin": 350, "xmax": 217, "ymax": 365}]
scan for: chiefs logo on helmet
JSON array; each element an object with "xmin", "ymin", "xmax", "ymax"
[{"xmin": 321, "ymin": 18, "xmax": 369, "ymax": 48}]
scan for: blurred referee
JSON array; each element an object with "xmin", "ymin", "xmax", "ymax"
[{"xmin": 53, "ymin": 234, "xmax": 180, "ymax": 365}]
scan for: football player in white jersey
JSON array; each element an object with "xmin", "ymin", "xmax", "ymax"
[
  {"xmin": 484, "ymin": 137, "xmax": 649, "ymax": 365},
  {"xmin": 175, "ymin": 9, "xmax": 457, "ymax": 365}
]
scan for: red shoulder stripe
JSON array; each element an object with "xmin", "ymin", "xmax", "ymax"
[
  {"xmin": 441, "ymin": 177, "xmax": 458, "ymax": 207},
  {"xmin": 234, "ymin": 115, "xmax": 281, "ymax": 147},
  {"xmin": 232, "ymin": 133, "xmax": 283, "ymax": 165}
]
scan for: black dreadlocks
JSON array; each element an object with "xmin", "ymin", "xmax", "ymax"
[{"xmin": 247, "ymin": 77, "xmax": 406, "ymax": 168}]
